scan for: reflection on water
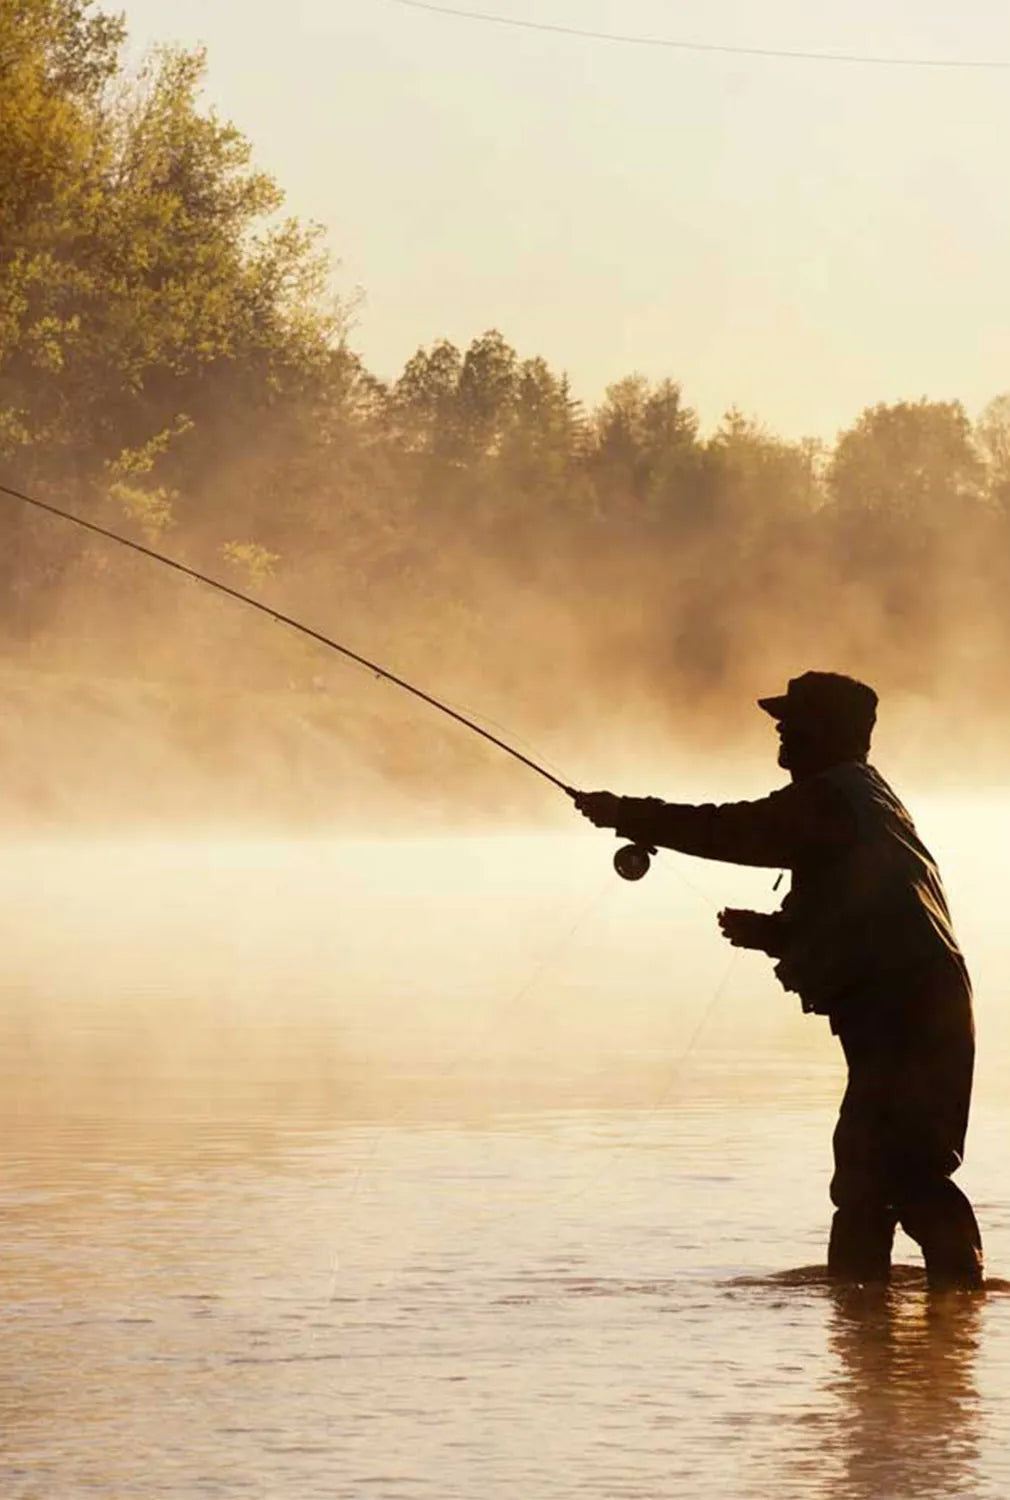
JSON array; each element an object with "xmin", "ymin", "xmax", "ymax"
[
  {"xmin": 828, "ymin": 1282, "xmax": 984, "ymax": 1500},
  {"xmin": 4, "ymin": 1103, "xmax": 1010, "ymax": 1499},
  {"xmin": 2, "ymin": 824, "xmax": 1010, "ymax": 1498}
]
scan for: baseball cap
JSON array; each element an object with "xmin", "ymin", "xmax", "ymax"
[{"xmin": 758, "ymin": 671, "xmax": 878, "ymax": 738}]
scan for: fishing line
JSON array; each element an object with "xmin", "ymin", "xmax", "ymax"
[
  {"xmin": 4, "ymin": 477, "xmax": 765, "ymax": 1270},
  {"xmin": 329, "ymin": 852, "xmax": 750, "ymax": 1277},
  {"xmin": 527, "ymin": 947, "xmax": 743, "ymax": 1219},
  {"xmin": 0, "ymin": 478, "xmax": 574, "ymax": 797},
  {"xmin": 400, "ymin": 681, "xmax": 571, "ymax": 789},
  {"xmin": 321, "ymin": 856, "xmax": 754, "ymax": 1293},
  {"xmin": 454, "ymin": 952, "xmax": 742, "ymax": 1235},
  {"xmin": 0, "ymin": 476, "xmax": 672, "ymax": 884},
  {"xmin": 392, "ymin": 0, "xmax": 1010, "ymax": 70},
  {"xmin": 316, "ymin": 862, "xmax": 619, "ymax": 1319},
  {"xmin": 418, "ymin": 856, "xmax": 781, "ymax": 1233}
]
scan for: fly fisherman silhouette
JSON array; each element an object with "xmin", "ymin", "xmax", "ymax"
[
  {"xmin": 574, "ymin": 672, "xmax": 984, "ymax": 1289},
  {"xmin": 0, "ymin": 487, "xmax": 986, "ymax": 1287}
]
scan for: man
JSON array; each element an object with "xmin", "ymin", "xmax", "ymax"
[{"xmin": 574, "ymin": 671, "xmax": 983, "ymax": 1289}]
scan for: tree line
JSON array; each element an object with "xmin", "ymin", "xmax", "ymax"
[{"xmin": 4, "ymin": 0, "xmax": 1010, "ymax": 750}]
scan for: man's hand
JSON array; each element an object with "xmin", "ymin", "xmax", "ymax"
[
  {"xmin": 572, "ymin": 790, "xmax": 623, "ymax": 829},
  {"xmin": 717, "ymin": 908, "xmax": 785, "ymax": 956}
]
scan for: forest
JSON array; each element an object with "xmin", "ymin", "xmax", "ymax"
[{"xmin": 3, "ymin": 0, "xmax": 1010, "ymax": 821}]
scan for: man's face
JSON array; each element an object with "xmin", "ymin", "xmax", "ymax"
[
  {"xmin": 775, "ymin": 716, "xmax": 812, "ymax": 773},
  {"xmin": 775, "ymin": 714, "xmax": 861, "ymax": 777}
]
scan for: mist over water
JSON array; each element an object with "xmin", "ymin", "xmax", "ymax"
[{"xmin": 4, "ymin": 800, "xmax": 1010, "ymax": 1497}]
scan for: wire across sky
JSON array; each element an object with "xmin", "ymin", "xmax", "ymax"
[{"xmin": 391, "ymin": 0, "xmax": 1010, "ymax": 70}]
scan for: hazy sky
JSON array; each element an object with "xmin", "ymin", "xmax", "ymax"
[{"xmin": 119, "ymin": 0, "xmax": 1010, "ymax": 440}]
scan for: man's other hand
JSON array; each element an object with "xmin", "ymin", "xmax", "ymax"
[
  {"xmin": 717, "ymin": 908, "xmax": 784, "ymax": 955},
  {"xmin": 572, "ymin": 790, "xmax": 623, "ymax": 829}
]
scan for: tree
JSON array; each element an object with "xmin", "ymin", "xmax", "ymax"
[
  {"xmin": 0, "ymin": 0, "xmax": 122, "ymax": 469},
  {"xmin": 822, "ymin": 400, "xmax": 988, "ymax": 681},
  {"xmin": 390, "ymin": 339, "xmax": 463, "ymax": 458},
  {"xmin": 703, "ymin": 408, "xmax": 820, "ymax": 532},
  {"xmin": 827, "ymin": 400, "xmax": 983, "ymax": 527},
  {"xmin": 976, "ymin": 394, "xmax": 1010, "ymax": 514},
  {"xmin": 455, "ymin": 329, "xmax": 517, "ymax": 459},
  {"xmin": 1, "ymin": 8, "xmax": 345, "ymax": 504},
  {"xmin": 499, "ymin": 356, "xmax": 583, "ymax": 492},
  {"xmin": 589, "ymin": 375, "xmax": 699, "ymax": 519},
  {"xmin": 0, "ymin": 2, "xmax": 350, "ymax": 634}
]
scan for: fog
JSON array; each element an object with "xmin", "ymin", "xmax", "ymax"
[
  {"xmin": 3, "ymin": 793, "xmax": 1008, "ymax": 1140},
  {"xmin": 5, "ymin": 0, "xmax": 1010, "ymax": 830}
]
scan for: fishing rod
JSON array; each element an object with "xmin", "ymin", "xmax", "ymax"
[{"xmin": 0, "ymin": 477, "xmax": 656, "ymax": 880}]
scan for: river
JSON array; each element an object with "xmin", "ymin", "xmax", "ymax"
[{"xmin": 2, "ymin": 805, "xmax": 1009, "ymax": 1497}]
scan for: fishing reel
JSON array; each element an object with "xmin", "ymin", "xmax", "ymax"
[{"xmin": 613, "ymin": 842, "xmax": 656, "ymax": 881}]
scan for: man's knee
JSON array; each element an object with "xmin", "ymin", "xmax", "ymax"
[{"xmin": 830, "ymin": 1157, "xmax": 886, "ymax": 1213}]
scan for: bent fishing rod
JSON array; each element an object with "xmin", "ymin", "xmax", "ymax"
[{"xmin": 0, "ymin": 477, "xmax": 654, "ymax": 880}]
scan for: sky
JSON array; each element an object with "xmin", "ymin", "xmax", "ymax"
[{"xmin": 118, "ymin": 0, "xmax": 1010, "ymax": 441}]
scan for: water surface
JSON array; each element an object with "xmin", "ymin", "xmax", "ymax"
[{"xmin": 3, "ymin": 817, "xmax": 1009, "ymax": 1498}]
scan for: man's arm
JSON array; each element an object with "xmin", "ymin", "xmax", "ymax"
[{"xmin": 574, "ymin": 778, "xmax": 855, "ymax": 869}]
